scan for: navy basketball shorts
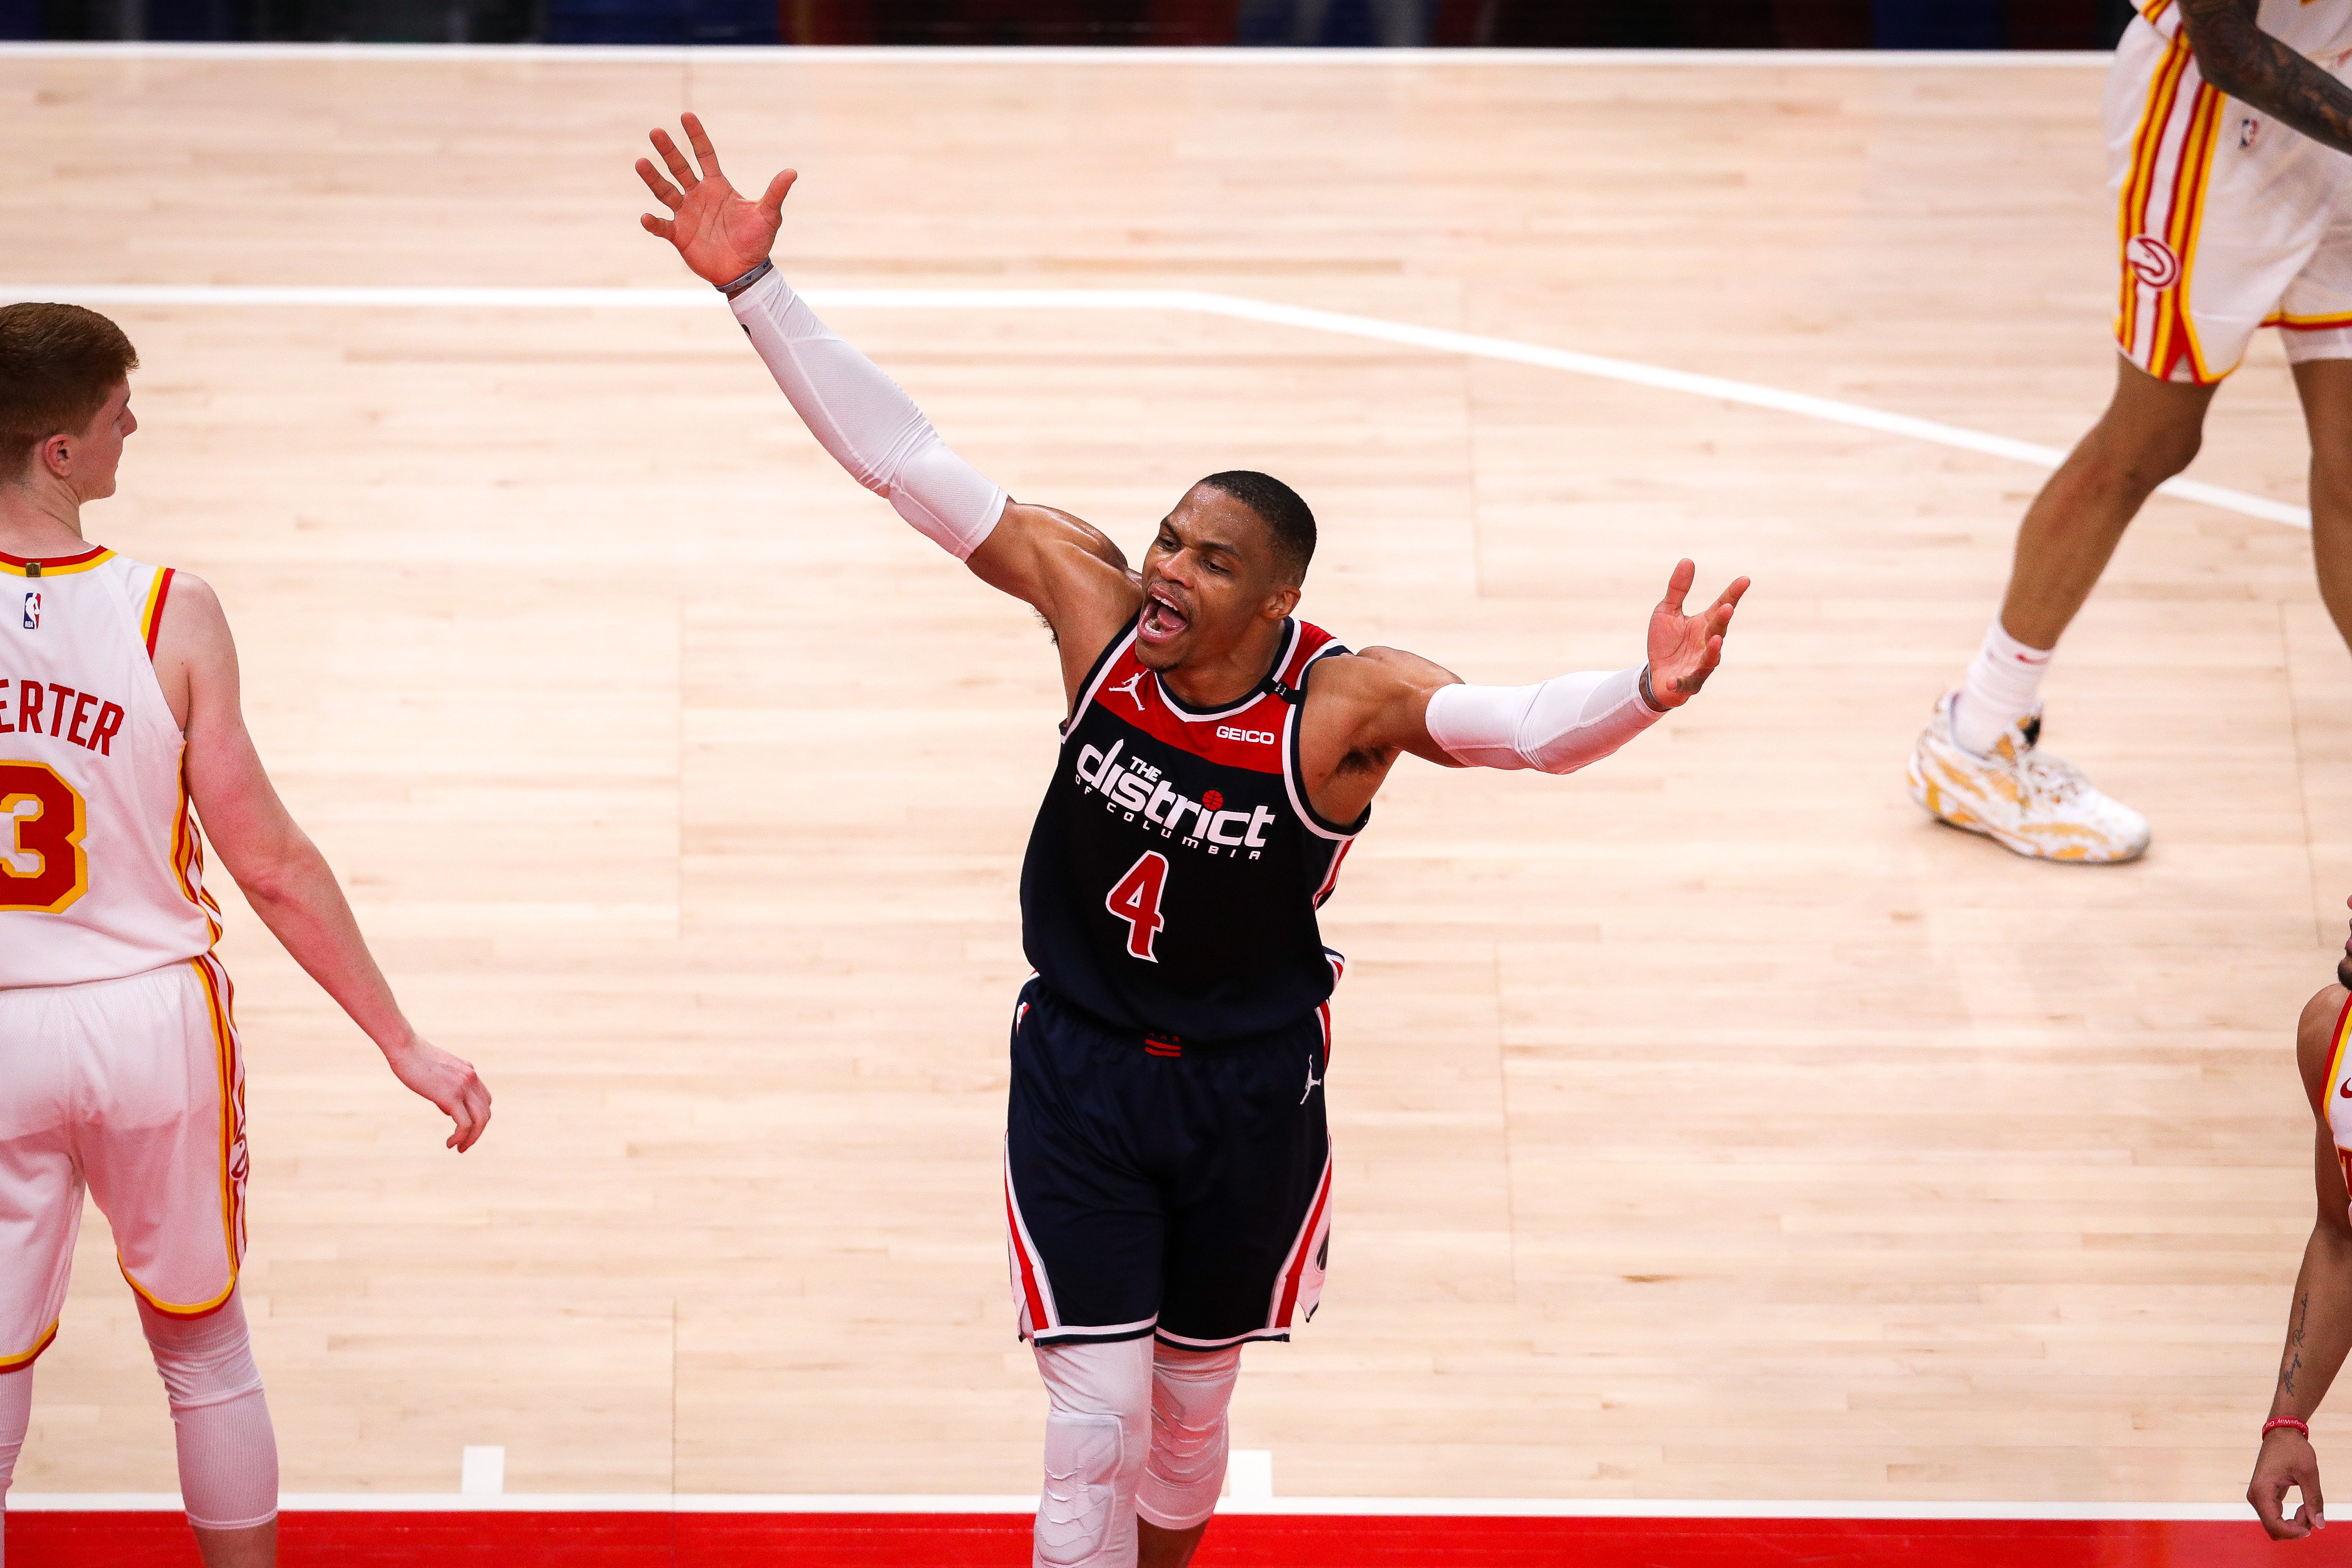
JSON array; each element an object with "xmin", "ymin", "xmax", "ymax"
[{"xmin": 1003, "ymin": 978, "xmax": 1334, "ymax": 1350}]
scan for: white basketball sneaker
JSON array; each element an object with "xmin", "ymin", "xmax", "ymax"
[{"xmin": 1907, "ymin": 692, "xmax": 2150, "ymax": 864}]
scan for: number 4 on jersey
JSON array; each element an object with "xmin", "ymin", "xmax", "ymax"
[{"xmin": 1106, "ymin": 851, "xmax": 1170, "ymax": 962}]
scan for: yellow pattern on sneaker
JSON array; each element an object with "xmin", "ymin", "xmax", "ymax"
[{"xmin": 1906, "ymin": 692, "xmax": 2150, "ymax": 864}]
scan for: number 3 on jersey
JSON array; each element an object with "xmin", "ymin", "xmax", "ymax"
[
  {"xmin": 1106, "ymin": 851, "xmax": 1169, "ymax": 962},
  {"xmin": 1, "ymin": 760, "xmax": 90, "ymax": 914}
]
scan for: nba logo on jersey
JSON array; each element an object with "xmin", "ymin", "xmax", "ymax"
[{"xmin": 22, "ymin": 591, "xmax": 39, "ymax": 631}]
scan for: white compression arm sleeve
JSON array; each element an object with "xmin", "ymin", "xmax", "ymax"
[
  {"xmin": 729, "ymin": 266, "xmax": 1008, "ymax": 560},
  {"xmin": 1423, "ymin": 664, "xmax": 1663, "ymax": 774}
]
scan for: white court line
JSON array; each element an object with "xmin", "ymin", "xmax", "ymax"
[
  {"xmin": 0, "ymin": 281, "xmax": 2301, "ymax": 528},
  {"xmin": 4, "ymin": 1492, "xmax": 2250, "ymax": 1521},
  {"xmin": 0, "ymin": 42, "xmax": 2112, "ymax": 65}
]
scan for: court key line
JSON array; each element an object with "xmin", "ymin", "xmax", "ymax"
[
  {"xmin": 5, "ymin": 1492, "xmax": 2250, "ymax": 1521},
  {"xmin": 0, "ymin": 281, "xmax": 2305, "ymax": 529}
]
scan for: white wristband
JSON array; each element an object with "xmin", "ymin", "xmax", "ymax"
[
  {"xmin": 730, "ymin": 267, "xmax": 1007, "ymax": 561},
  {"xmin": 1424, "ymin": 665, "xmax": 1662, "ymax": 774}
]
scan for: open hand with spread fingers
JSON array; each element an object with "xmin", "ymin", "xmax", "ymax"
[
  {"xmin": 1644, "ymin": 559, "xmax": 1750, "ymax": 709},
  {"xmin": 635, "ymin": 112, "xmax": 796, "ymax": 287}
]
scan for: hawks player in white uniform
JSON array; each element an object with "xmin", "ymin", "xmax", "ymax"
[
  {"xmin": 1911, "ymin": 0, "xmax": 2352, "ymax": 862},
  {"xmin": 2248, "ymin": 896, "xmax": 2352, "ymax": 1538},
  {"xmin": 0, "ymin": 304, "xmax": 492, "ymax": 1568}
]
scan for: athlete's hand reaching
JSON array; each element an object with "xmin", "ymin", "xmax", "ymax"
[
  {"xmin": 1644, "ymin": 559, "xmax": 1749, "ymax": 709},
  {"xmin": 2250, "ymin": 1426, "xmax": 2327, "ymax": 1539},
  {"xmin": 635, "ymin": 112, "xmax": 796, "ymax": 287},
  {"xmin": 382, "ymin": 1033, "xmax": 493, "ymax": 1153}
]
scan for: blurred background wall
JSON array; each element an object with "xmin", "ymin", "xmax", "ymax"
[{"xmin": 6, "ymin": 0, "xmax": 2140, "ymax": 58}]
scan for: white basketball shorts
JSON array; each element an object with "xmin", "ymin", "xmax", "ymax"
[
  {"xmin": 0, "ymin": 956, "xmax": 248, "ymax": 1370},
  {"xmin": 2110, "ymin": 16, "xmax": 2352, "ymax": 383}
]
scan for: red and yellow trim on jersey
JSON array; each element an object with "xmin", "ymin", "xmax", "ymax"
[
  {"xmin": 140, "ymin": 565, "xmax": 177, "ymax": 659},
  {"xmin": 170, "ymin": 748, "xmax": 225, "ymax": 947},
  {"xmin": 0, "ymin": 1317, "xmax": 60, "ymax": 1373},
  {"xmin": 2325, "ymin": 990, "xmax": 2352, "ymax": 1108},
  {"xmin": 121, "ymin": 955, "xmax": 248, "ymax": 1320},
  {"xmin": 0, "ymin": 545, "xmax": 113, "ymax": 579}
]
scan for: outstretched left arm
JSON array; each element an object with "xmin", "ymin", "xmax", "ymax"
[{"xmin": 1299, "ymin": 560, "xmax": 1748, "ymax": 825}]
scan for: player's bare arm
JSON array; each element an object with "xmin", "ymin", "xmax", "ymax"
[
  {"xmin": 2248, "ymin": 914, "xmax": 2352, "ymax": 1540},
  {"xmin": 2181, "ymin": 0, "xmax": 2352, "ymax": 157},
  {"xmin": 155, "ymin": 576, "xmax": 491, "ymax": 1152},
  {"xmin": 634, "ymin": 113, "xmax": 1141, "ymax": 702},
  {"xmin": 1296, "ymin": 560, "xmax": 1748, "ymax": 825}
]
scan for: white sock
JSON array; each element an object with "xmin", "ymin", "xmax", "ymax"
[{"xmin": 1954, "ymin": 619, "xmax": 2053, "ymax": 755}]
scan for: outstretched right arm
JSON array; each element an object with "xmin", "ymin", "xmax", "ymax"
[
  {"xmin": 636, "ymin": 114, "xmax": 1139, "ymax": 700},
  {"xmin": 2249, "ymin": 985, "xmax": 2352, "ymax": 1539}
]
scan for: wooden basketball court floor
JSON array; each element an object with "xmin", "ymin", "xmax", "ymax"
[{"xmin": 7, "ymin": 39, "xmax": 2352, "ymax": 1560}]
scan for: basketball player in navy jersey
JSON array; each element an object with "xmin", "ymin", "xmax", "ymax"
[{"xmin": 636, "ymin": 115, "xmax": 1746, "ymax": 1568}]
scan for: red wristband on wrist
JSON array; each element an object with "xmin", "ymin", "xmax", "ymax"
[{"xmin": 2265, "ymin": 1417, "xmax": 2312, "ymax": 1440}]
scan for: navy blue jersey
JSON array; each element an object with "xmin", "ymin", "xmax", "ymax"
[{"xmin": 1017, "ymin": 616, "xmax": 1365, "ymax": 1041}]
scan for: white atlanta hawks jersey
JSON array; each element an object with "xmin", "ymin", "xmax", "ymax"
[
  {"xmin": 2139, "ymin": 0, "xmax": 2352, "ymax": 62},
  {"xmin": 0, "ymin": 545, "xmax": 219, "ymax": 987}
]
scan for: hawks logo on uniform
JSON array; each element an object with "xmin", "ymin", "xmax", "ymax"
[
  {"xmin": 21, "ymin": 593, "xmax": 38, "ymax": 632},
  {"xmin": 2127, "ymin": 234, "xmax": 2181, "ymax": 291}
]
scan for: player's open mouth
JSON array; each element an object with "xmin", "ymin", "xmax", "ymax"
[{"xmin": 1140, "ymin": 587, "xmax": 1189, "ymax": 641}]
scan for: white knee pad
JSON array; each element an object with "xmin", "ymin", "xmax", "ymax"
[
  {"xmin": 1032, "ymin": 1338, "xmax": 1152, "ymax": 1568},
  {"xmin": 139, "ymin": 1292, "xmax": 278, "ymax": 1532},
  {"xmin": 140, "ymin": 1293, "xmax": 265, "ymax": 1414},
  {"xmin": 1136, "ymin": 1344, "xmax": 1240, "ymax": 1532}
]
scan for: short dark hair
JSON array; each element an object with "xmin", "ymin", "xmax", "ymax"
[
  {"xmin": 0, "ymin": 303, "xmax": 138, "ymax": 482},
  {"xmin": 1198, "ymin": 470, "xmax": 1315, "ymax": 585}
]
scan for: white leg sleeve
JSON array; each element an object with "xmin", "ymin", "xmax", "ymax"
[
  {"xmin": 1135, "ymin": 1343, "xmax": 1240, "ymax": 1532},
  {"xmin": 0, "ymin": 1363, "xmax": 30, "ymax": 1549},
  {"xmin": 1031, "ymin": 1338, "xmax": 1153, "ymax": 1568},
  {"xmin": 730, "ymin": 267, "xmax": 1008, "ymax": 560},
  {"xmin": 139, "ymin": 1292, "xmax": 278, "ymax": 1532},
  {"xmin": 1423, "ymin": 665, "xmax": 1662, "ymax": 774}
]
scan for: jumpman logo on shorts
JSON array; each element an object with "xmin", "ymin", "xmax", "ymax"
[{"xmin": 1300, "ymin": 1053, "xmax": 1322, "ymax": 1104}]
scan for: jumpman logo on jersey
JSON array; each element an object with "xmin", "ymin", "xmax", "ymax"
[
  {"xmin": 1109, "ymin": 673, "xmax": 1149, "ymax": 712},
  {"xmin": 1300, "ymin": 1053, "xmax": 1323, "ymax": 1105}
]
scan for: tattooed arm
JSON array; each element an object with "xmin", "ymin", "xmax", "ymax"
[
  {"xmin": 2249, "ymin": 985, "xmax": 2352, "ymax": 1539},
  {"xmin": 2180, "ymin": 0, "xmax": 2352, "ymax": 157}
]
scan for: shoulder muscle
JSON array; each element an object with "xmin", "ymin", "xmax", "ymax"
[
  {"xmin": 149, "ymin": 571, "xmax": 236, "ymax": 735},
  {"xmin": 2298, "ymin": 984, "xmax": 2349, "ymax": 1114}
]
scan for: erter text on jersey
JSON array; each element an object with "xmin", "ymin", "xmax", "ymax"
[
  {"xmin": 1076, "ymin": 739, "xmax": 1275, "ymax": 860},
  {"xmin": 2, "ymin": 679, "xmax": 131, "ymax": 754}
]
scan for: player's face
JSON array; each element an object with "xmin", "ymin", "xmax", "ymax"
[
  {"xmin": 61, "ymin": 382, "xmax": 135, "ymax": 502},
  {"xmin": 1134, "ymin": 485, "xmax": 1297, "ymax": 672}
]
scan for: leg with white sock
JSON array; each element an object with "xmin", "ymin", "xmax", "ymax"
[
  {"xmin": 1032, "ymin": 1337, "xmax": 1154, "ymax": 1568},
  {"xmin": 1958, "ymin": 356, "xmax": 2214, "ymax": 749},
  {"xmin": 139, "ymin": 1289, "xmax": 278, "ymax": 1568},
  {"xmin": 0, "ymin": 1367, "xmax": 31, "ymax": 1568},
  {"xmin": 1135, "ymin": 1343, "xmax": 1241, "ymax": 1568},
  {"xmin": 1908, "ymin": 356, "xmax": 2200, "ymax": 861}
]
